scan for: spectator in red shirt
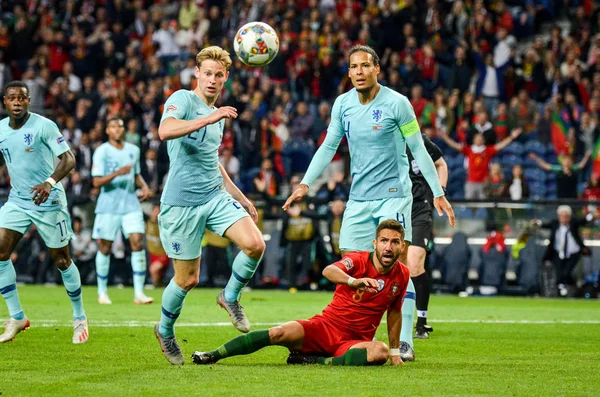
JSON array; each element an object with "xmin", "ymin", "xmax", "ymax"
[
  {"xmin": 410, "ymin": 85, "xmax": 427, "ymax": 120},
  {"xmin": 440, "ymin": 128, "xmax": 522, "ymax": 199}
]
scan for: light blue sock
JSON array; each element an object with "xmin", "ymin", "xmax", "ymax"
[
  {"xmin": 400, "ymin": 278, "xmax": 416, "ymax": 348},
  {"xmin": 0, "ymin": 259, "xmax": 24, "ymax": 320},
  {"xmin": 223, "ymin": 251, "xmax": 261, "ymax": 302},
  {"xmin": 95, "ymin": 251, "xmax": 110, "ymax": 295},
  {"xmin": 131, "ymin": 250, "xmax": 147, "ymax": 297},
  {"xmin": 159, "ymin": 279, "xmax": 188, "ymax": 338},
  {"xmin": 60, "ymin": 262, "xmax": 86, "ymax": 320}
]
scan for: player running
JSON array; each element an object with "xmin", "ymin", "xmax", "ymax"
[
  {"xmin": 192, "ymin": 219, "xmax": 409, "ymax": 366},
  {"xmin": 283, "ymin": 45, "xmax": 455, "ymax": 361},
  {"xmin": 154, "ymin": 46, "xmax": 265, "ymax": 365},
  {"xmin": 91, "ymin": 117, "xmax": 153, "ymax": 305},
  {"xmin": 0, "ymin": 81, "xmax": 88, "ymax": 344}
]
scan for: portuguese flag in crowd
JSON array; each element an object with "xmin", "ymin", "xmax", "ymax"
[
  {"xmin": 551, "ymin": 112, "xmax": 571, "ymax": 156},
  {"xmin": 494, "ymin": 114, "xmax": 509, "ymax": 140},
  {"xmin": 592, "ymin": 137, "xmax": 600, "ymax": 175},
  {"xmin": 420, "ymin": 103, "xmax": 436, "ymax": 127}
]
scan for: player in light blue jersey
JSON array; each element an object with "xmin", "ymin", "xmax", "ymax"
[
  {"xmin": 154, "ymin": 46, "xmax": 265, "ymax": 365},
  {"xmin": 0, "ymin": 81, "xmax": 88, "ymax": 344},
  {"xmin": 91, "ymin": 117, "xmax": 153, "ymax": 305},
  {"xmin": 283, "ymin": 46, "xmax": 456, "ymax": 363}
]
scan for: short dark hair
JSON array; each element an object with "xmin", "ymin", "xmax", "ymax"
[
  {"xmin": 4, "ymin": 80, "xmax": 29, "ymax": 95},
  {"xmin": 376, "ymin": 219, "xmax": 405, "ymax": 240},
  {"xmin": 348, "ymin": 45, "xmax": 380, "ymax": 66}
]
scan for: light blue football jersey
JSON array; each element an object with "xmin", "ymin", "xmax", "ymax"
[
  {"xmin": 91, "ymin": 141, "xmax": 141, "ymax": 214},
  {"xmin": 310, "ymin": 85, "xmax": 419, "ymax": 201},
  {"xmin": 160, "ymin": 90, "xmax": 225, "ymax": 207},
  {"xmin": 0, "ymin": 113, "xmax": 70, "ymax": 211}
]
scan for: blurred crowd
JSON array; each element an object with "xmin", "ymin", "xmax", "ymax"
[{"xmin": 1, "ymin": 0, "xmax": 600, "ymax": 292}]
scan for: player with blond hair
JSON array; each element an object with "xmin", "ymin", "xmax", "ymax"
[{"xmin": 154, "ymin": 46, "xmax": 265, "ymax": 365}]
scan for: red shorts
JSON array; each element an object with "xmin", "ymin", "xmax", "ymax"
[
  {"xmin": 296, "ymin": 315, "xmax": 369, "ymax": 357},
  {"xmin": 149, "ymin": 253, "xmax": 170, "ymax": 269}
]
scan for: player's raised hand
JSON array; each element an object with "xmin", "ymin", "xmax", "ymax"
[
  {"xmin": 282, "ymin": 184, "xmax": 308, "ymax": 211},
  {"xmin": 206, "ymin": 106, "xmax": 238, "ymax": 125},
  {"xmin": 115, "ymin": 164, "xmax": 133, "ymax": 176},
  {"xmin": 434, "ymin": 196, "xmax": 456, "ymax": 228},
  {"xmin": 349, "ymin": 277, "xmax": 380, "ymax": 294},
  {"xmin": 30, "ymin": 181, "xmax": 52, "ymax": 206}
]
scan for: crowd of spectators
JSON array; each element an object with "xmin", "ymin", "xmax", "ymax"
[{"xmin": 1, "ymin": 0, "xmax": 599, "ymax": 291}]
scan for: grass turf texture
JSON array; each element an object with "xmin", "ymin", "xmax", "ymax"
[{"xmin": 1, "ymin": 286, "xmax": 599, "ymax": 396}]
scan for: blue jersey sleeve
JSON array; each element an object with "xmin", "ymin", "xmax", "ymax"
[
  {"xmin": 43, "ymin": 119, "xmax": 70, "ymax": 157},
  {"xmin": 91, "ymin": 145, "xmax": 105, "ymax": 177},
  {"xmin": 161, "ymin": 90, "xmax": 189, "ymax": 123},
  {"xmin": 300, "ymin": 96, "xmax": 345, "ymax": 187}
]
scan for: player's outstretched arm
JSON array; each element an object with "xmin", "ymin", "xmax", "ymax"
[
  {"xmin": 218, "ymin": 163, "xmax": 258, "ymax": 223},
  {"xmin": 322, "ymin": 264, "xmax": 379, "ymax": 293},
  {"xmin": 283, "ymin": 98, "xmax": 344, "ymax": 210},
  {"xmin": 386, "ymin": 309, "xmax": 403, "ymax": 366},
  {"xmin": 158, "ymin": 107, "xmax": 238, "ymax": 141},
  {"xmin": 30, "ymin": 150, "xmax": 76, "ymax": 206},
  {"xmin": 494, "ymin": 127, "xmax": 522, "ymax": 152},
  {"xmin": 406, "ymin": 133, "xmax": 455, "ymax": 227}
]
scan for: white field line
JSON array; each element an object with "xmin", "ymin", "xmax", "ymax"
[{"xmin": 3, "ymin": 319, "xmax": 600, "ymax": 327}]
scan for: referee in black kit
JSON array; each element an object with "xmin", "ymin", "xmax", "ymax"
[{"xmin": 406, "ymin": 129, "xmax": 449, "ymax": 338}]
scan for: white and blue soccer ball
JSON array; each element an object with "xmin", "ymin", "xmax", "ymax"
[{"xmin": 233, "ymin": 22, "xmax": 279, "ymax": 67}]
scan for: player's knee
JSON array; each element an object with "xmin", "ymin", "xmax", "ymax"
[
  {"xmin": 181, "ymin": 273, "xmax": 200, "ymax": 291},
  {"xmin": 244, "ymin": 238, "xmax": 265, "ymax": 259},
  {"xmin": 368, "ymin": 342, "xmax": 390, "ymax": 365},
  {"xmin": 99, "ymin": 244, "xmax": 112, "ymax": 256},
  {"xmin": 53, "ymin": 255, "xmax": 71, "ymax": 271},
  {"xmin": 0, "ymin": 249, "xmax": 11, "ymax": 262},
  {"xmin": 268, "ymin": 326, "xmax": 285, "ymax": 344}
]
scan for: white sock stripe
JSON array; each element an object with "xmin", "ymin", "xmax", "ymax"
[{"xmin": 417, "ymin": 310, "xmax": 427, "ymax": 318}]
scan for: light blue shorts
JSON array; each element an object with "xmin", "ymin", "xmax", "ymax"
[
  {"xmin": 92, "ymin": 211, "xmax": 145, "ymax": 241},
  {"xmin": 0, "ymin": 201, "xmax": 73, "ymax": 248},
  {"xmin": 339, "ymin": 196, "xmax": 413, "ymax": 251},
  {"xmin": 158, "ymin": 191, "xmax": 249, "ymax": 260}
]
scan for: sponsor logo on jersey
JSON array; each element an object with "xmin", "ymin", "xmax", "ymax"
[
  {"xmin": 372, "ymin": 109, "xmax": 383, "ymax": 122},
  {"xmin": 377, "ymin": 279, "xmax": 385, "ymax": 291},
  {"xmin": 24, "ymin": 133, "xmax": 33, "ymax": 145},
  {"xmin": 341, "ymin": 257, "xmax": 353, "ymax": 271},
  {"xmin": 57, "ymin": 137, "xmax": 65, "ymax": 144},
  {"xmin": 166, "ymin": 104, "xmax": 178, "ymax": 113}
]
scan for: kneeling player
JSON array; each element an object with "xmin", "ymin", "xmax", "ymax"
[{"xmin": 192, "ymin": 219, "xmax": 410, "ymax": 366}]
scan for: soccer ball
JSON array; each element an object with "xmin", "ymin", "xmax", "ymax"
[{"xmin": 233, "ymin": 22, "xmax": 279, "ymax": 67}]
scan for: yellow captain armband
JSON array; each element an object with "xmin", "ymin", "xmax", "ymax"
[{"xmin": 399, "ymin": 119, "xmax": 420, "ymax": 138}]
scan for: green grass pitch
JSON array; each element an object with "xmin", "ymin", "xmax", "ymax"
[{"xmin": 1, "ymin": 286, "xmax": 599, "ymax": 396}]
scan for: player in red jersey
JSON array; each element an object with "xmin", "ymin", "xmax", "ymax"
[{"xmin": 192, "ymin": 219, "xmax": 410, "ymax": 366}]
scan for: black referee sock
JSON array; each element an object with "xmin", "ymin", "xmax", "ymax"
[{"xmin": 412, "ymin": 273, "xmax": 430, "ymax": 327}]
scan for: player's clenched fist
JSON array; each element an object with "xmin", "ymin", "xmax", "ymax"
[{"xmin": 206, "ymin": 106, "xmax": 238, "ymax": 124}]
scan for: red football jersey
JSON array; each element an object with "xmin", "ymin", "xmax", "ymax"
[{"xmin": 321, "ymin": 252, "xmax": 410, "ymax": 340}]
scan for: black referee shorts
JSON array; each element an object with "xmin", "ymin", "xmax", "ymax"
[{"xmin": 411, "ymin": 199, "xmax": 433, "ymax": 250}]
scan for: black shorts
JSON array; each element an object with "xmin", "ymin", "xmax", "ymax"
[{"xmin": 411, "ymin": 200, "xmax": 433, "ymax": 250}]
